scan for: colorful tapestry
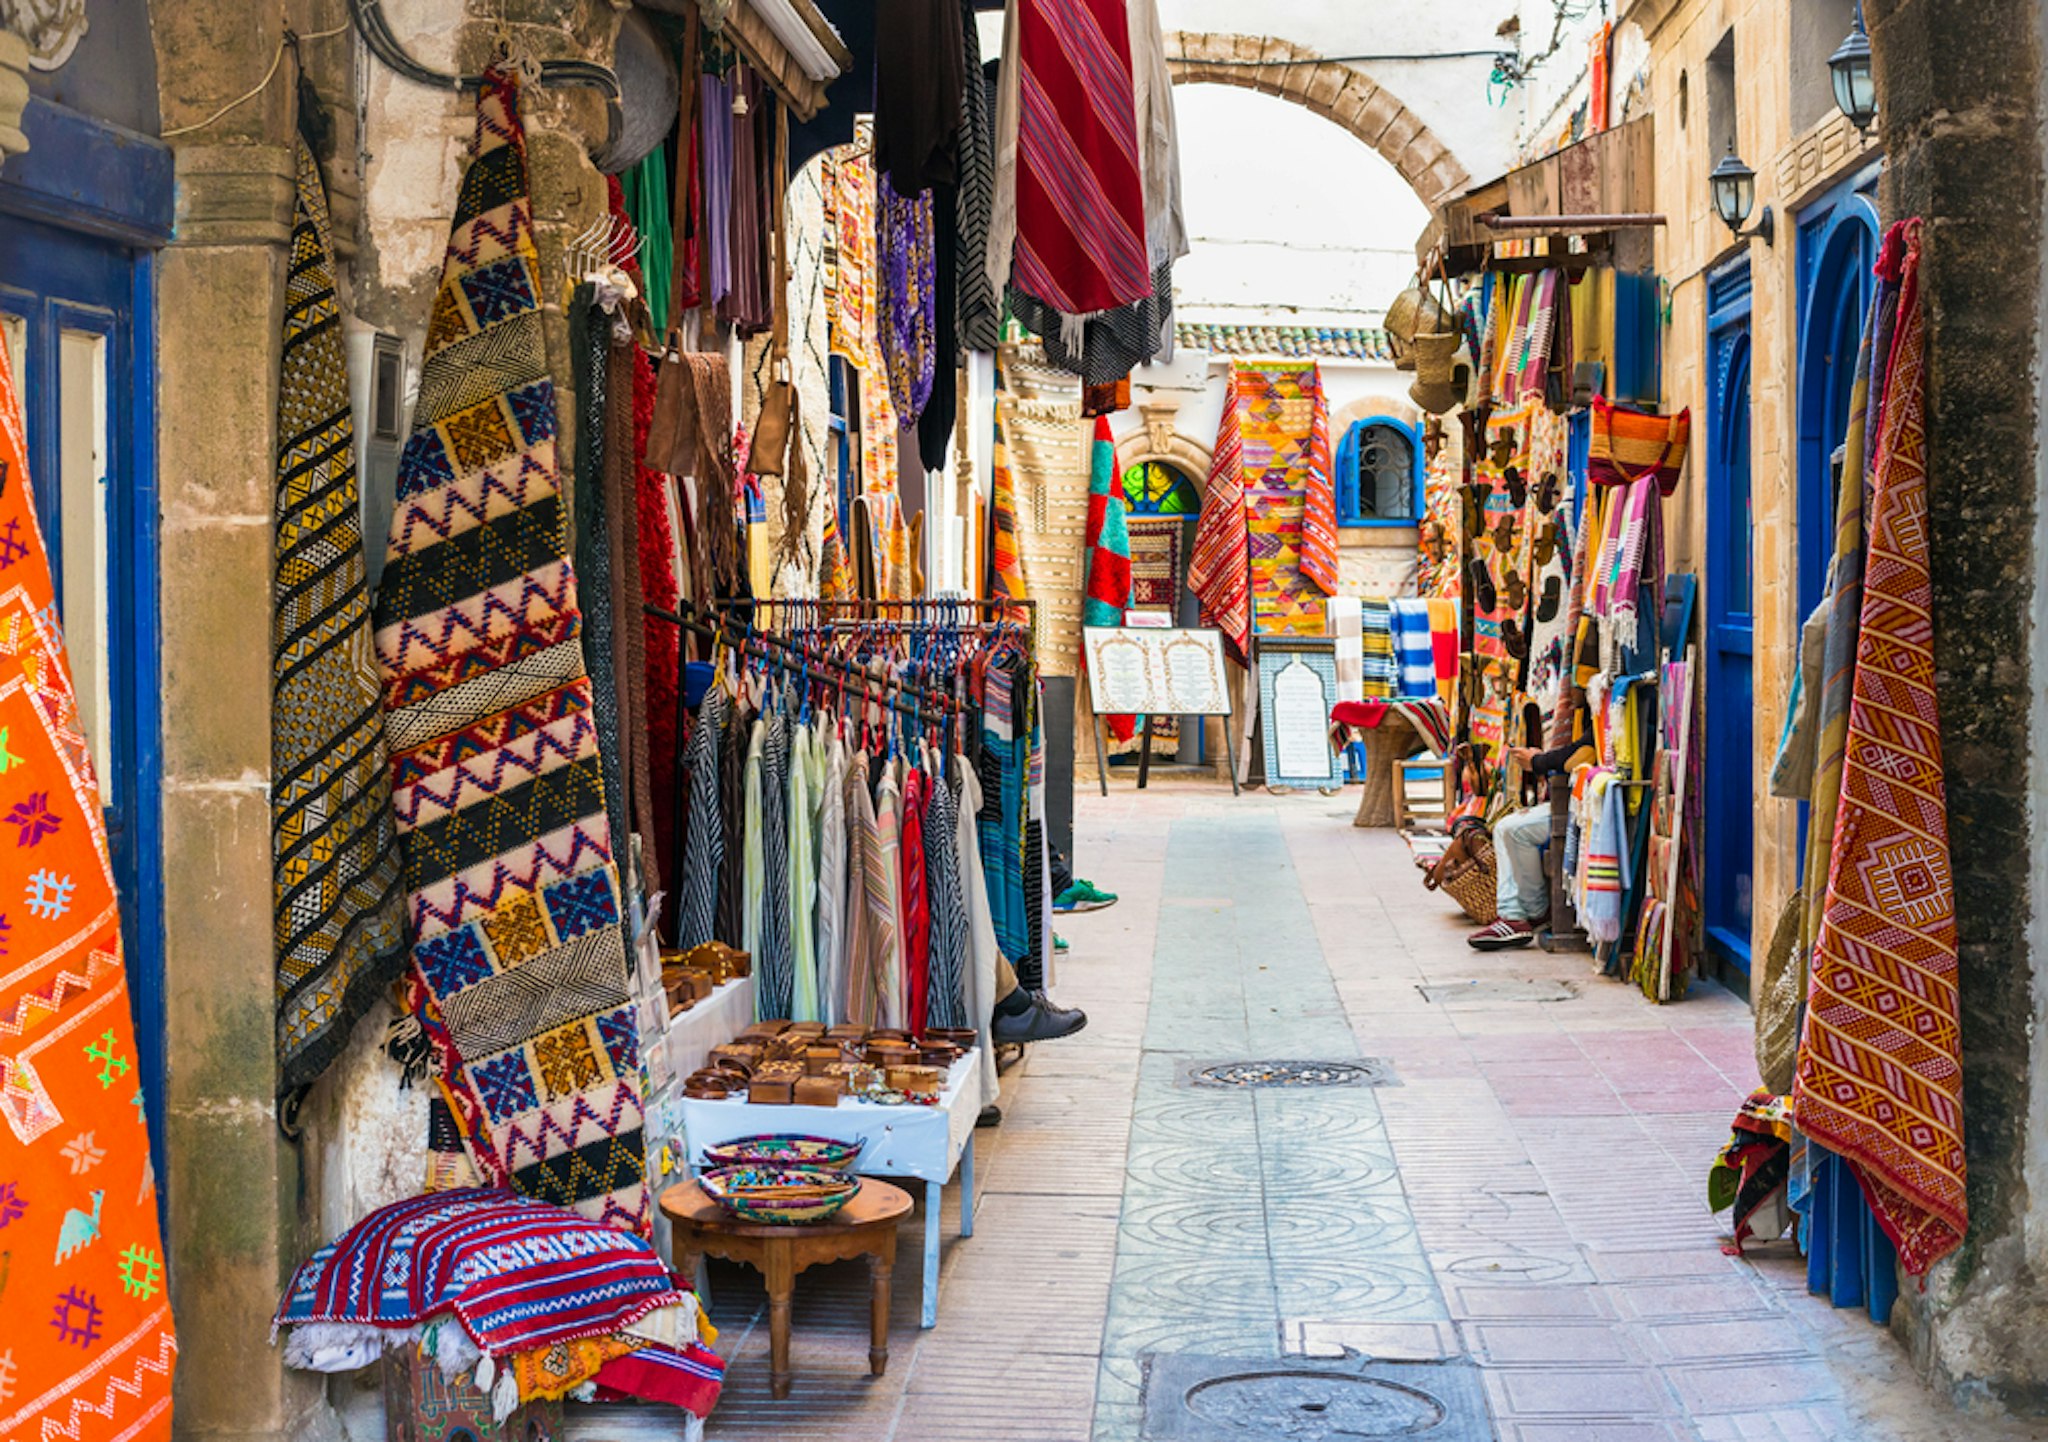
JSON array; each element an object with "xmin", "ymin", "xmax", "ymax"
[
  {"xmin": 1472, "ymin": 400, "xmax": 1535, "ymax": 662},
  {"xmin": 275, "ymin": 1190, "xmax": 689, "ymax": 1356},
  {"xmin": 273, "ymin": 135, "xmax": 407, "ymax": 1102},
  {"xmin": 0, "ymin": 289, "xmax": 177, "ymax": 1442},
  {"xmin": 1302, "ymin": 363, "xmax": 1339, "ymax": 593},
  {"xmin": 374, "ymin": 68, "xmax": 646, "ymax": 1233},
  {"xmin": 1008, "ymin": 0, "xmax": 1151, "ymax": 317},
  {"xmin": 1126, "ymin": 515, "xmax": 1181, "ymax": 613},
  {"xmin": 1793, "ymin": 221, "xmax": 1965, "ymax": 1276},
  {"xmin": 1081, "ymin": 416, "xmax": 1132, "ymax": 628},
  {"xmin": 826, "ymin": 142, "xmax": 873, "ymax": 369},
  {"xmin": 1236, "ymin": 362, "xmax": 1330, "ymax": 637},
  {"xmin": 1359, "ymin": 599, "xmax": 1396, "ymax": 699},
  {"xmin": 988, "ymin": 404, "xmax": 1030, "ymax": 605},
  {"xmin": 1523, "ymin": 403, "xmax": 1575, "ymax": 714},
  {"xmin": 1388, "ymin": 598, "xmax": 1435, "ymax": 699},
  {"xmin": 997, "ymin": 347, "xmax": 1088, "ymax": 673},
  {"xmin": 1189, "ymin": 365, "xmax": 1250, "ymax": 661},
  {"xmin": 878, "ymin": 177, "xmax": 936, "ymax": 425}
]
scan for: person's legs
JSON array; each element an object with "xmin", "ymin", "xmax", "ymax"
[
  {"xmin": 1495, "ymin": 808, "xmax": 1551, "ymax": 921},
  {"xmin": 1468, "ymin": 808, "xmax": 1549, "ymax": 949}
]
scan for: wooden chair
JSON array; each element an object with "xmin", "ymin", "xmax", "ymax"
[{"xmin": 1394, "ymin": 755, "xmax": 1452, "ymax": 834}]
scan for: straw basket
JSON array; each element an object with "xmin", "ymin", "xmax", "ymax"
[
  {"xmin": 1424, "ymin": 822, "xmax": 1498, "ymax": 924},
  {"xmin": 701, "ymin": 1164, "xmax": 862, "ymax": 1226}
]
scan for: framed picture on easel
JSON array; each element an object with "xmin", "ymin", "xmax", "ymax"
[{"xmin": 1254, "ymin": 636, "xmax": 1345, "ymax": 792}]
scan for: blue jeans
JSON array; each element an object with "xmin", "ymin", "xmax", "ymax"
[{"xmin": 1493, "ymin": 807, "xmax": 1551, "ymax": 923}]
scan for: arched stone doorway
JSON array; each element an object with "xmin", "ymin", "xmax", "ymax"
[{"xmin": 1165, "ymin": 32, "xmax": 1471, "ymax": 204}]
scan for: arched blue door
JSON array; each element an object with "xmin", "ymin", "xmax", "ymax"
[
  {"xmin": 1704, "ymin": 262, "xmax": 1753, "ymax": 974},
  {"xmin": 1796, "ymin": 170, "xmax": 1881, "ymax": 623}
]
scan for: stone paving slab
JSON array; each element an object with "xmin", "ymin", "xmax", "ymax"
[{"xmin": 667, "ymin": 788, "xmax": 2045, "ymax": 1442}]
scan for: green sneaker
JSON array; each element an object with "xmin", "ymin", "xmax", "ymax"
[
  {"xmin": 1055, "ymin": 933, "xmax": 1070, "ymax": 954},
  {"xmin": 1054, "ymin": 879, "xmax": 1118, "ymax": 914}
]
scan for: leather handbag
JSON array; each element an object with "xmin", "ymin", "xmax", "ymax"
[{"xmin": 1424, "ymin": 818, "xmax": 1499, "ymax": 924}]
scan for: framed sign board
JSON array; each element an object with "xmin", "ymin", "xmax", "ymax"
[
  {"xmin": 1256, "ymin": 636, "xmax": 1344, "ymax": 791},
  {"xmin": 1082, "ymin": 627, "xmax": 1232, "ymax": 716},
  {"xmin": 1081, "ymin": 627, "xmax": 1239, "ymax": 797}
]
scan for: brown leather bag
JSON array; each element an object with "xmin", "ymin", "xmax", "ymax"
[
  {"xmin": 746, "ymin": 364, "xmax": 795, "ymax": 475},
  {"xmin": 1424, "ymin": 818, "xmax": 1499, "ymax": 924},
  {"xmin": 647, "ymin": 333, "xmax": 698, "ymax": 474}
]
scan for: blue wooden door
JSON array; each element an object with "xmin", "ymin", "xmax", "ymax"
[
  {"xmin": 0, "ymin": 213, "xmax": 165, "ymax": 1162},
  {"xmin": 1704, "ymin": 261, "xmax": 1754, "ymax": 974},
  {"xmin": 1795, "ymin": 169, "xmax": 1881, "ymax": 625}
]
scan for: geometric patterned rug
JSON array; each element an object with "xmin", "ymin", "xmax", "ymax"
[{"xmin": 373, "ymin": 67, "xmax": 646, "ymax": 1233}]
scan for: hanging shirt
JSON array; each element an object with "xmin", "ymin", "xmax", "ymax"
[
  {"xmin": 759, "ymin": 709, "xmax": 794, "ymax": 1020},
  {"xmin": 741, "ymin": 716, "xmax": 766, "ymax": 966},
  {"xmin": 679, "ymin": 686, "xmax": 727, "ymax": 949},
  {"xmin": 872, "ymin": 757, "xmax": 907, "ymax": 1030},
  {"xmin": 787, "ymin": 720, "xmax": 821, "ymax": 1024},
  {"xmin": 814, "ymin": 723, "xmax": 850, "ymax": 1026},
  {"xmin": 900, "ymin": 763, "xmax": 932, "ymax": 1033},
  {"xmin": 844, "ymin": 747, "xmax": 881, "ymax": 1028}
]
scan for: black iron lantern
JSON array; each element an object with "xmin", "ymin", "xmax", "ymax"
[
  {"xmin": 1828, "ymin": 1, "xmax": 1877, "ymax": 132},
  {"xmin": 1709, "ymin": 146, "xmax": 1755, "ymax": 230}
]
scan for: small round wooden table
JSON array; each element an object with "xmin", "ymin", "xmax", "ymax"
[{"xmin": 660, "ymin": 1178, "xmax": 914, "ymax": 1400}]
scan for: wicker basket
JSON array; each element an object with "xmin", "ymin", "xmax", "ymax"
[
  {"xmin": 1425, "ymin": 822, "xmax": 1498, "ymax": 924},
  {"xmin": 701, "ymin": 1164, "xmax": 862, "ymax": 1225},
  {"xmin": 702, "ymin": 1134, "xmax": 863, "ymax": 1172}
]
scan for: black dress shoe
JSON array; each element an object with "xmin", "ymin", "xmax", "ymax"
[
  {"xmin": 991, "ymin": 992, "xmax": 1088, "ymax": 1045},
  {"xmin": 977, "ymin": 1104, "xmax": 1003, "ymax": 1128}
]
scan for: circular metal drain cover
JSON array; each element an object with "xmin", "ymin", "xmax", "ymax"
[
  {"xmin": 1185, "ymin": 1371, "xmax": 1447, "ymax": 1438},
  {"xmin": 1188, "ymin": 1059, "xmax": 1389, "ymax": 1090}
]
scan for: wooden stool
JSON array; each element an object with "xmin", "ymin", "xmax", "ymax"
[{"xmin": 660, "ymin": 1178, "xmax": 915, "ymax": 1400}]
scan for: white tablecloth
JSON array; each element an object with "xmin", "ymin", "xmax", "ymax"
[
  {"xmin": 652, "ymin": 975, "xmax": 756, "ymax": 1094},
  {"xmin": 678, "ymin": 1051, "xmax": 982, "ymax": 1185}
]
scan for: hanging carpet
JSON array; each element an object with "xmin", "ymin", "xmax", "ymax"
[
  {"xmin": 273, "ymin": 133, "xmax": 408, "ymax": 1103},
  {"xmin": 1189, "ymin": 364, "xmax": 1250, "ymax": 662},
  {"xmin": 1792, "ymin": 220, "xmax": 1965, "ymax": 1276},
  {"xmin": 0, "ymin": 273, "xmax": 178, "ymax": 1442},
  {"xmin": 1234, "ymin": 361, "xmax": 1333, "ymax": 638},
  {"xmin": 1126, "ymin": 515, "xmax": 1181, "ymax": 613},
  {"xmin": 373, "ymin": 67, "xmax": 647, "ymax": 1233}
]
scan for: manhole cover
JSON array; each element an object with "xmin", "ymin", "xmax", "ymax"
[
  {"xmin": 1176, "ymin": 1059, "xmax": 1398, "ymax": 1090},
  {"xmin": 1187, "ymin": 1372, "xmax": 1444, "ymax": 1437},
  {"xmin": 1142, "ymin": 1355, "xmax": 1489, "ymax": 1442},
  {"xmin": 1417, "ymin": 978, "xmax": 1579, "ymax": 1005}
]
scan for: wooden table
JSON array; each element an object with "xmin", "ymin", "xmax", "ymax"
[{"xmin": 660, "ymin": 1178, "xmax": 915, "ymax": 1400}]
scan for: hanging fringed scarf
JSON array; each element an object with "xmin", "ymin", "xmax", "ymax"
[
  {"xmin": 1081, "ymin": 416, "xmax": 1132, "ymax": 627},
  {"xmin": 1301, "ymin": 363, "xmax": 1340, "ymax": 595},
  {"xmin": 1793, "ymin": 220, "xmax": 1965, "ymax": 1276},
  {"xmin": 988, "ymin": 396, "xmax": 1031, "ymax": 606},
  {"xmin": 1189, "ymin": 365, "xmax": 1250, "ymax": 663},
  {"xmin": 374, "ymin": 68, "xmax": 647, "ymax": 1233},
  {"xmin": 273, "ymin": 132, "xmax": 407, "ymax": 1104}
]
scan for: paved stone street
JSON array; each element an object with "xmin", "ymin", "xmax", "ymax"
[{"xmin": 686, "ymin": 785, "xmax": 2047, "ymax": 1442}]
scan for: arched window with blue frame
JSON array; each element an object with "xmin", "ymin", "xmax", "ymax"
[{"xmin": 1336, "ymin": 416, "xmax": 1423, "ymax": 525}]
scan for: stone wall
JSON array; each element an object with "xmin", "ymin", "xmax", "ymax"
[
  {"xmin": 145, "ymin": 1, "xmax": 621, "ymax": 1436},
  {"xmin": 1862, "ymin": 0, "xmax": 2048, "ymax": 1409}
]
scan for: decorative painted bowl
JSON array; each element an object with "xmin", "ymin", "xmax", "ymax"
[
  {"xmin": 700, "ymin": 1164, "xmax": 861, "ymax": 1225},
  {"xmin": 701, "ymin": 1133, "xmax": 864, "ymax": 1171}
]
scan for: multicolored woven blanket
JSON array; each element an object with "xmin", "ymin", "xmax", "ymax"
[
  {"xmin": 1793, "ymin": 221, "xmax": 1965, "ymax": 1275},
  {"xmin": 373, "ymin": 68, "xmax": 646, "ymax": 1231},
  {"xmin": 274, "ymin": 133, "xmax": 407, "ymax": 1103},
  {"xmin": 0, "ymin": 263, "xmax": 178, "ymax": 1442},
  {"xmin": 274, "ymin": 1190, "xmax": 686, "ymax": 1356}
]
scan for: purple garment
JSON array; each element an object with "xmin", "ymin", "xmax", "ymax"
[
  {"xmin": 719, "ymin": 69, "xmax": 773, "ymax": 337},
  {"xmin": 878, "ymin": 177, "xmax": 936, "ymax": 423},
  {"xmin": 700, "ymin": 72, "xmax": 732, "ymax": 308}
]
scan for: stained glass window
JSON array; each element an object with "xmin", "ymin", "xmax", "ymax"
[{"xmin": 1121, "ymin": 460, "xmax": 1201, "ymax": 515}]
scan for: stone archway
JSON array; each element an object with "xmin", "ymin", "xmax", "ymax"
[
  {"xmin": 1113, "ymin": 399, "xmax": 1214, "ymax": 484},
  {"xmin": 1165, "ymin": 32, "xmax": 1471, "ymax": 205}
]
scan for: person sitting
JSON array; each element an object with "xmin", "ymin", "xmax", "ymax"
[{"xmin": 1466, "ymin": 696, "xmax": 1593, "ymax": 951}]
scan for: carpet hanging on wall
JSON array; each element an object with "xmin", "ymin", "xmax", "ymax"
[
  {"xmin": 373, "ymin": 66, "xmax": 647, "ymax": 1233},
  {"xmin": 1792, "ymin": 220, "xmax": 1965, "ymax": 1276},
  {"xmin": 272, "ymin": 132, "xmax": 408, "ymax": 1105},
  {"xmin": 1236, "ymin": 361, "xmax": 1333, "ymax": 638},
  {"xmin": 0, "ymin": 308, "xmax": 179, "ymax": 1439}
]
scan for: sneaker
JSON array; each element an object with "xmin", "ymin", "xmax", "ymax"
[
  {"xmin": 1054, "ymin": 879, "xmax": 1118, "ymax": 914},
  {"xmin": 991, "ymin": 991, "xmax": 1089, "ymax": 1044},
  {"xmin": 1055, "ymin": 933, "xmax": 1070, "ymax": 954},
  {"xmin": 977, "ymin": 1104, "xmax": 1004, "ymax": 1128},
  {"xmin": 1467, "ymin": 917, "xmax": 1536, "ymax": 951}
]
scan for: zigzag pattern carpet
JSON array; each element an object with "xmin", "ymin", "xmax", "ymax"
[{"xmin": 373, "ymin": 66, "xmax": 647, "ymax": 1233}]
